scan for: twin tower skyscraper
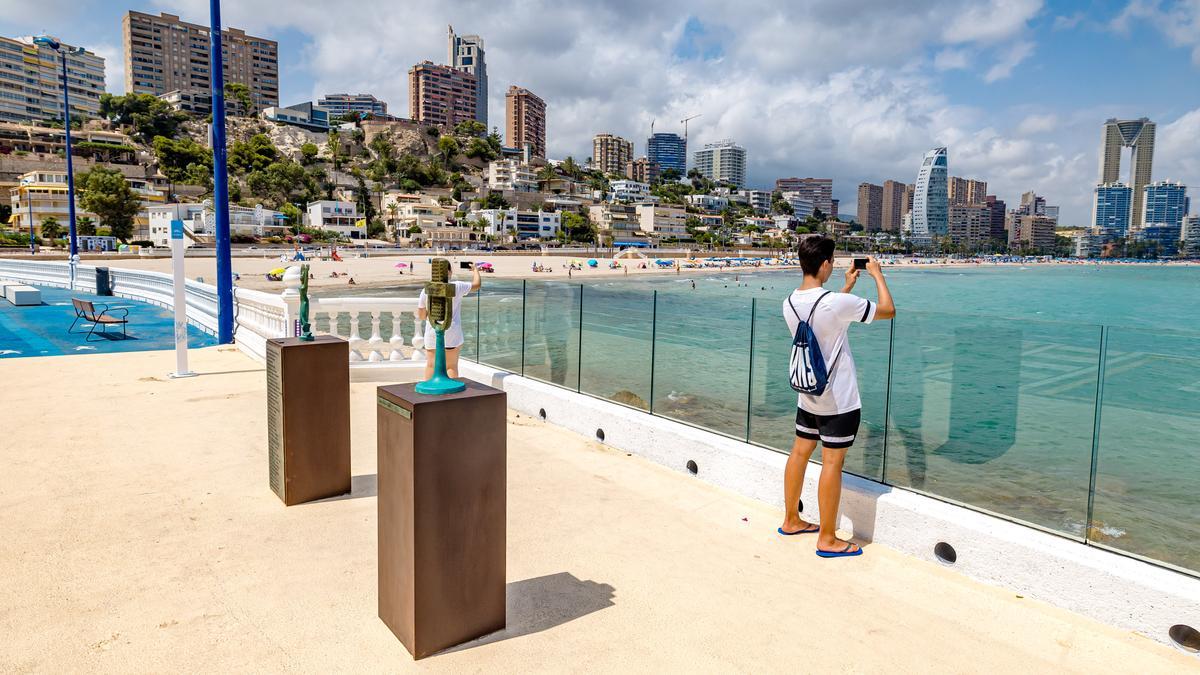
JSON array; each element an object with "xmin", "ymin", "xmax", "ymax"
[{"xmin": 1099, "ymin": 118, "xmax": 1156, "ymax": 228}]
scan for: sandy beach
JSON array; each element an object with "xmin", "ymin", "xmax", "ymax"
[{"xmin": 6, "ymin": 249, "xmax": 1196, "ymax": 293}]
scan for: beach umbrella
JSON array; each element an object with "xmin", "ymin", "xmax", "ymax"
[
  {"xmin": 269, "ymin": 267, "xmax": 286, "ymax": 276},
  {"xmin": 393, "ymin": 262, "xmax": 409, "ymax": 268},
  {"xmin": 587, "ymin": 259, "xmax": 598, "ymax": 267}
]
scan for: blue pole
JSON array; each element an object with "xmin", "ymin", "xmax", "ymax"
[
  {"xmin": 210, "ymin": 0, "xmax": 234, "ymax": 343},
  {"xmin": 61, "ymin": 49, "xmax": 78, "ymax": 284}
]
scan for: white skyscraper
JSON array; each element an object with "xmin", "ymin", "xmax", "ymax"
[
  {"xmin": 693, "ymin": 140, "xmax": 747, "ymax": 188},
  {"xmin": 448, "ymin": 25, "xmax": 488, "ymax": 127},
  {"xmin": 912, "ymin": 147, "xmax": 948, "ymax": 246}
]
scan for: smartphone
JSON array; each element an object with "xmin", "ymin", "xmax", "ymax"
[
  {"xmin": 853, "ymin": 258, "xmax": 868, "ymax": 270},
  {"xmin": 460, "ymin": 261, "xmax": 473, "ymax": 269}
]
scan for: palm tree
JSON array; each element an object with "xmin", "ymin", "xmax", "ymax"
[
  {"xmin": 326, "ymin": 129, "xmax": 342, "ymax": 171},
  {"xmin": 40, "ymin": 216, "xmax": 63, "ymax": 241}
]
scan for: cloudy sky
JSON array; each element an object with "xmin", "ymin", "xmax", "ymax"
[{"xmin": 4, "ymin": 0, "xmax": 1199, "ymax": 225}]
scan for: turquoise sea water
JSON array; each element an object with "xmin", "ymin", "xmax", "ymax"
[{"xmin": 334, "ymin": 265, "xmax": 1200, "ymax": 574}]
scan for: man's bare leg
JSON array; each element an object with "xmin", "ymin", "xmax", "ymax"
[
  {"xmin": 781, "ymin": 435, "xmax": 818, "ymax": 533},
  {"xmin": 816, "ymin": 446, "xmax": 859, "ymax": 553}
]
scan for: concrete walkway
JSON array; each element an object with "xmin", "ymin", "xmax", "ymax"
[{"xmin": 0, "ymin": 347, "xmax": 1193, "ymax": 673}]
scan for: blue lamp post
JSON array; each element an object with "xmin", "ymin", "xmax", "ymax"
[
  {"xmin": 33, "ymin": 35, "xmax": 84, "ymax": 288},
  {"xmin": 209, "ymin": 0, "xmax": 234, "ymax": 343}
]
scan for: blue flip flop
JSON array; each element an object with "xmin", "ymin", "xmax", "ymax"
[
  {"xmin": 778, "ymin": 525, "xmax": 820, "ymax": 536},
  {"xmin": 816, "ymin": 542, "xmax": 863, "ymax": 558}
]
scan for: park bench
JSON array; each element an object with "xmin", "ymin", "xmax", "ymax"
[{"xmin": 70, "ymin": 298, "xmax": 129, "ymax": 341}]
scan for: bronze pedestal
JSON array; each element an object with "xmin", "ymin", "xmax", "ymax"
[
  {"xmin": 376, "ymin": 381, "xmax": 507, "ymax": 659},
  {"xmin": 265, "ymin": 336, "xmax": 351, "ymax": 505}
]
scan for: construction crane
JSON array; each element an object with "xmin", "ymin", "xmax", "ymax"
[{"xmin": 681, "ymin": 114, "xmax": 701, "ymax": 140}]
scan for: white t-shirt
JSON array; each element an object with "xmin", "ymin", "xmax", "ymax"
[
  {"xmin": 782, "ymin": 288, "xmax": 876, "ymax": 415},
  {"xmin": 417, "ymin": 280, "xmax": 473, "ymax": 349}
]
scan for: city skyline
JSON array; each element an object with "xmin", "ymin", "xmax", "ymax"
[{"xmin": 4, "ymin": 1, "xmax": 1199, "ymax": 226}]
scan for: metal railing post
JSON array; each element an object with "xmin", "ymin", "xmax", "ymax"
[
  {"xmin": 880, "ymin": 317, "xmax": 897, "ymax": 482},
  {"xmin": 649, "ymin": 290, "xmax": 658, "ymax": 414},
  {"xmin": 520, "ymin": 279, "xmax": 527, "ymax": 376},
  {"xmin": 1084, "ymin": 325, "xmax": 1109, "ymax": 543},
  {"xmin": 745, "ymin": 298, "xmax": 756, "ymax": 442},
  {"xmin": 577, "ymin": 284, "xmax": 584, "ymax": 393}
]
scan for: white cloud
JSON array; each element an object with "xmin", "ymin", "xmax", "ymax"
[
  {"xmin": 1156, "ymin": 108, "xmax": 1200, "ymax": 184},
  {"xmin": 22, "ymin": 0, "xmax": 1187, "ymax": 226},
  {"xmin": 1016, "ymin": 113, "xmax": 1058, "ymax": 135},
  {"xmin": 89, "ymin": 43, "xmax": 125, "ymax": 95},
  {"xmin": 984, "ymin": 41, "xmax": 1035, "ymax": 82},
  {"xmin": 1112, "ymin": 0, "xmax": 1200, "ymax": 65},
  {"xmin": 934, "ymin": 49, "xmax": 971, "ymax": 71},
  {"xmin": 942, "ymin": 0, "xmax": 1043, "ymax": 44}
]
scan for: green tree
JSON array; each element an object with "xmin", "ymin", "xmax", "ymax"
[
  {"xmin": 40, "ymin": 216, "xmax": 63, "ymax": 240},
  {"xmin": 76, "ymin": 167, "xmax": 142, "ymax": 242},
  {"xmin": 660, "ymin": 167, "xmax": 681, "ymax": 182},
  {"xmin": 246, "ymin": 161, "xmax": 318, "ymax": 207},
  {"xmin": 326, "ymin": 129, "xmax": 343, "ymax": 170},
  {"xmin": 152, "ymin": 135, "xmax": 213, "ymax": 183},
  {"xmin": 300, "ymin": 142, "xmax": 319, "ymax": 165},
  {"xmin": 561, "ymin": 156, "xmax": 584, "ymax": 180},
  {"xmin": 560, "ymin": 211, "xmax": 596, "ymax": 243},
  {"xmin": 279, "ymin": 202, "xmax": 302, "ymax": 231},
  {"xmin": 453, "ymin": 120, "xmax": 487, "ymax": 137},
  {"xmin": 224, "ymin": 83, "xmax": 254, "ymax": 115},
  {"xmin": 437, "ymin": 135, "xmax": 460, "ymax": 168},
  {"xmin": 367, "ymin": 219, "xmax": 387, "ymax": 239},
  {"xmin": 482, "ymin": 191, "xmax": 510, "ymax": 210},
  {"xmin": 464, "ymin": 136, "xmax": 498, "ymax": 161},
  {"xmin": 353, "ymin": 171, "xmax": 377, "ymax": 225},
  {"xmin": 98, "ymin": 93, "xmax": 187, "ymax": 142},
  {"xmin": 229, "ymin": 134, "xmax": 279, "ymax": 174},
  {"xmin": 77, "ymin": 216, "xmax": 96, "ymax": 236}
]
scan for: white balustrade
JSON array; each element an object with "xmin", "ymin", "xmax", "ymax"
[{"xmin": 0, "ymin": 259, "xmax": 425, "ymax": 372}]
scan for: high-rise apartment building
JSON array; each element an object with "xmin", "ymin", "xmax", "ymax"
[
  {"xmin": 948, "ymin": 176, "xmax": 987, "ymax": 206},
  {"xmin": 593, "ymin": 134, "xmax": 633, "ymax": 176},
  {"xmin": 881, "ymin": 180, "xmax": 908, "ymax": 232},
  {"xmin": 1100, "ymin": 118, "xmax": 1155, "ymax": 227},
  {"xmin": 857, "ymin": 182, "xmax": 884, "ymax": 231},
  {"xmin": 1182, "ymin": 215, "xmax": 1200, "ymax": 257},
  {"xmin": 1092, "ymin": 182, "xmax": 1133, "ymax": 238},
  {"xmin": 0, "ymin": 36, "xmax": 105, "ymax": 124},
  {"xmin": 775, "ymin": 177, "xmax": 833, "ymax": 215},
  {"xmin": 447, "ymin": 25, "xmax": 487, "ymax": 127},
  {"xmin": 984, "ymin": 195, "xmax": 1007, "ymax": 242},
  {"xmin": 317, "ymin": 93, "xmax": 388, "ymax": 118},
  {"xmin": 949, "ymin": 204, "xmax": 990, "ymax": 249},
  {"xmin": 1009, "ymin": 214, "xmax": 1057, "ymax": 253},
  {"xmin": 504, "ymin": 86, "xmax": 546, "ymax": 159},
  {"xmin": 408, "ymin": 61, "xmax": 478, "ymax": 127},
  {"xmin": 646, "ymin": 132, "xmax": 686, "ymax": 176},
  {"xmin": 626, "ymin": 157, "xmax": 660, "ymax": 184},
  {"xmin": 123, "ymin": 11, "xmax": 279, "ymax": 112},
  {"xmin": 912, "ymin": 147, "xmax": 948, "ymax": 246},
  {"xmin": 693, "ymin": 140, "xmax": 746, "ymax": 188},
  {"xmin": 1141, "ymin": 180, "xmax": 1188, "ymax": 229}
]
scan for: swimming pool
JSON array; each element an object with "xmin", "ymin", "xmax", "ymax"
[{"xmin": 0, "ymin": 285, "xmax": 217, "ymax": 358}]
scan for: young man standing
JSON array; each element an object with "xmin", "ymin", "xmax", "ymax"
[{"xmin": 779, "ymin": 237, "xmax": 895, "ymax": 557}]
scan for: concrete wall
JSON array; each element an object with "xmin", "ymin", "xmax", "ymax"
[{"xmin": 460, "ymin": 360, "xmax": 1200, "ymax": 651}]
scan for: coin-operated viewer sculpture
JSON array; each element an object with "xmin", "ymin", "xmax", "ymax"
[{"xmin": 415, "ymin": 258, "xmax": 466, "ymax": 395}]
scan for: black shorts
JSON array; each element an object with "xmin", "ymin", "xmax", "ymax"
[{"xmin": 795, "ymin": 408, "xmax": 861, "ymax": 449}]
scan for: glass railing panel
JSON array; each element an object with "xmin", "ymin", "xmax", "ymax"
[
  {"xmin": 476, "ymin": 279, "xmax": 524, "ymax": 372},
  {"xmin": 578, "ymin": 285, "xmax": 653, "ymax": 410},
  {"xmin": 650, "ymin": 292, "xmax": 753, "ymax": 438},
  {"xmin": 747, "ymin": 293, "xmax": 890, "ymax": 480},
  {"xmin": 522, "ymin": 280, "xmax": 582, "ymax": 389},
  {"xmin": 461, "ymin": 290, "xmax": 479, "ymax": 361},
  {"xmin": 1092, "ymin": 327, "xmax": 1200, "ymax": 573},
  {"xmin": 883, "ymin": 310, "xmax": 1098, "ymax": 535}
]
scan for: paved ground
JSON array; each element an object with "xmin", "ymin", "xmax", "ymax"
[
  {"xmin": 0, "ymin": 285, "xmax": 215, "ymax": 359},
  {"xmin": 0, "ymin": 346, "xmax": 1194, "ymax": 673}
]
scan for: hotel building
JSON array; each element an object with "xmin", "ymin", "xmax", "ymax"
[
  {"xmin": 693, "ymin": 140, "xmax": 746, "ymax": 188},
  {"xmin": 122, "ymin": 11, "xmax": 279, "ymax": 112},
  {"xmin": 408, "ymin": 61, "xmax": 478, "ymax": 127},
  {"xmin": 447, "ymin": 26, "xmax": 488, "ymax": 127},
  {"xmin": 592, "ymin": 134, "xmax": 633, "ymax": 176},
  {"xmin": 317, "ymin": 93, "xmax": 388, "ymax": 118},
  {"xmin": 646, "ymin": 132, "xmax": 686, "ymax": 176},
  {"xmin": 0, "ymin": 36, "xmax": 105, "ymax": 124},
  {"xmin": 911, "ymin": 147, "xmax": 948, "ymax": 246},
  {"xmin": 505, "ymin": 86, "xmax": 546, "ymax": 159}
]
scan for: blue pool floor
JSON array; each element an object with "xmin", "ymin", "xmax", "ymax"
[{"xmin": 0, "ymin": 285, "xmax": 217, "ymax": 359}]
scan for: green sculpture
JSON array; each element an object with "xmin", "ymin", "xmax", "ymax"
[
  {"xmin": 415, "ymin": 258, "xmax": 466, "ymax": 395},
  {"xmin": 298, "ymin": 263, "xmax": 314, "ymax": 341}
]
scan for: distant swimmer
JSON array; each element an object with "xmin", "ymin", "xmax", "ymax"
[{"xmin": 691, "ymin": 280, "xmax": 696, "ymax": 290}]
